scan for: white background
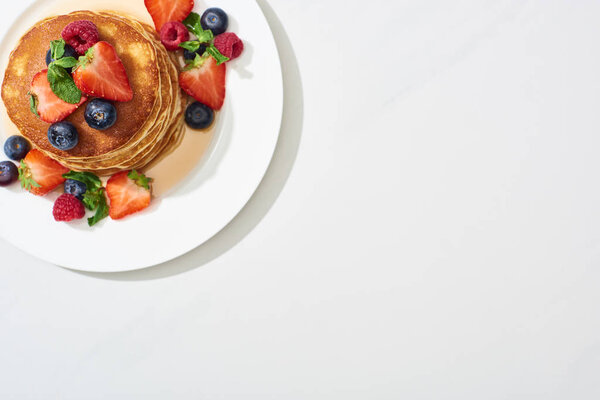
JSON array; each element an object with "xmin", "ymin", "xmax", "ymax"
[{"xmin": 1, "ymin": 0, "xmax": 600, "ymax": 398}]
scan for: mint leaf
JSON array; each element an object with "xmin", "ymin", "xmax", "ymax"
[
  {"xmin": 28, "ymin": 92, "xmax": 39, "ymax": 117},
  {"xmin": 88, "ymin": 189, "xmax": 109, "ymax": 227},
  {"xmin": 128, "ymin": 169, "xmax": 152, "ymax": 190},
  {"xmin": 196, "ymin": 30, "xmax": 214, "ymax": 44},
  {"xmin": 207, "ymin": 44, "xmax": 229, "ymax": 65},
  {"xmin": 50, "ymin": 39, "xmax": 66, "ymax": 60},
  {"xmin": 183, "ymin": 12, "xmax": 202, "ymax": 37},
  {"xmin": 18, "ymin": 160, "xmax": 41, "ymax": 191},
  {"xmin": 179, "ymin": 41, "xmax": 201, "ymax": 52},
  {"xmin": 63, "ymin": 171, "xmax": 103, "ymax": 192},
  {"xmin": 64, "ymin": 171, "xmax": 105, "ymax": 213},
  {"xmin": 63, "ymin": 170, "xmax": 108, "ymax": 226},
  {"xmin": 47, "ymin": 64, "xmax": 82, "ymax": 104},
  {"xmin": 183, "ymin": 12, "xmax": 214, "ymax": 43},
  {"xmin": 53, "ymin": 57, "xmax": 78, "ymax": 69},
  {"xmin": 81, "ymin": 190, "xmax": 98, "ymax": 211}
]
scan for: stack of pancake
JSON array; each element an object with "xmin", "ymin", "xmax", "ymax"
[{"xmin": 1, "ymin": 11, "xmax": 185, "ymax": 175}]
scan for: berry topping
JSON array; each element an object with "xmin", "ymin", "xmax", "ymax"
[
  {"xmin": 179, "ymin": 56, "xmax": 226, "ymax": 110},
  {"xmin": 63, "ymin": 171, "xmax": 109, "ymax": 226},
  {"xmin": 64, "ymin": 179, "xmax": 87, "ymax": 200},
  {"xmin": 106, "ymin": 170, "xmax": 152, "ymax": 220},
  {"xmin": 18, "ymin": 149, "xmax": 69, "ymax": 196},
  {"xmin": 48, "ymin": 122, "xmax": 79, "ymax": 151},
  {"xmin": 4, "ymin": 135, "xmax": 30, "ymax": 161},
  {"xmin": 73, "ymin": 42, "xmax": 133, "ymax": 102},
  {"xmin": 183, "ymin": 44, "xmax": 207, "ymax": 61},
  {"xmin": 29, "ymin": 69, "xmax": 87, "ymax": 123},
  {"xmin": 200, "ymin": 8, "xmax": 228, "ymax": 36},
  {"xmin": 214, "ymin": 32, "xmax": 243, "ymax": 61},
  {"xmin": 0, "ymin": 161, "xmax": 18, "ymax": 187},
  {"xmin": 185, "ymin": 102, "xmax": 214, "ymax": 130},
  {"xmin": 160, "ymin": 21, "xmax": 190, "ymax": 51},
  {"xmin": 145, "ymin": 0, "xmax": 194, "ymax": 32},
  {"xmin": 61, "ymin": 20, "xmax": 99, "ymax": 55},
  {"xmin": 84, "ymin": 99, "xmax": 117, "ymax": 130},
  {"xmin": 53, "ymin": 193, "xmax": 85, "ymax": 222},
  {"xmin": 46, "ymin": 44, "xmax": 78, "ymax": 71}
]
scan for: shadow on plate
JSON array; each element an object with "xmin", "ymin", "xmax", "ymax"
[{"xmin": 72, "ymin": 0, "xmax": 304, "ymax": 281}]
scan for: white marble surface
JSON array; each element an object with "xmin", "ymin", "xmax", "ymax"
[{"xmin": 1, "ymin": 0, "xmax": 600, "ymax": 398}]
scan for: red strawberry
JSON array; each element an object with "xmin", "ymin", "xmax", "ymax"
[
  {"xmin": 145, "ymin": 0, "xmax": 194, "ymax": 32},
  {"xmin": 19, "ymin": 149, "xmax": 69, "ymax": 196},
  {"xmin": 179, "ymin": 56, "xmax": 226, "ymax": 110},
  {"xmin": 29, "ymin": 70, "xmax": 87, "ymax": 123},
  {"xmin": 73, "ymin": 41, "xmax": 133, "ymax": 102},
  {"xmin": 106, "ymin": 170, "xmax": 152, "ymax": 220}
]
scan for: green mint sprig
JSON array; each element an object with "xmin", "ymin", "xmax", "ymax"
[
  {"xmin": 63, "ymin": 171, "xmax": 109, "ymax": 227},
  {"xmin": 47, "ymin": 63, "xmax": 81, "ymax": 104},
  {"xmin": 50, "ymin": 39, "xmax": 66, "ymax": 60},
  {"xmin": 206, "ymin": 44, "xmax": 229, "ymax": 65},
  {"xmin": 183, "ymin": 12, "xmax": 215, "ymax": 43},
  {"xmin": 45, "ymin": 39, "xmax": 83, "ymax": 105},
  {"xmin": 180, "ymin": 12, "xmax": 229, "ymax": 65}
]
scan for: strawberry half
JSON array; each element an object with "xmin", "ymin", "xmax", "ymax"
[
  {"xmin": 106, "ymin": 170, "xmax": 152, "ymax": 220},
  {"xmin": 73, "ymin": 41, "xmax": 133, "ymax": 102},
  {"xmin": 179, "ymin": 56, "xmax": 226, "ymax": 110},
  {"xmin": 19, "ymin": 149, "xmax": 69, "ymax": 196},
  {"xmin": 145, "ymin": 0, "xmax": 194, "ymax": 32},
  {"xmin": 29, "ymin": 70, "xmax": 87, "ymax": 123}
]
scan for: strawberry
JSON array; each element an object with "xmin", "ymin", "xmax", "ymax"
[
  {"xmin": 73, "ymin": 41, "xmax": 133, "ymax": 102},
  {"xmin": 106, "ymin": 170, "xmax": 152, "ymax": 220},
  {"xmin": 18, "ymin": 149, "xmax": 69, "ymax": 196},
  {"xmin": 179, "ymin": 56, "xmax": 226, "ymax": 110},
  {"xmin": 29, "ymin": 70, "xmax": 87, "ymax": 123},
  {"xmin": 145, "ymin": 0, "xmax": 194, "ymax": 32}
]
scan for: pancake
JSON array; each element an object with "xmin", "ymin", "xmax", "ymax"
[
  {"xmin": 53, "ymin": 12, "xmax": 184, "ymax": 174},
  {"xmin": 1, "ymin": 11, "xmax": 186, "ymax": 175},
  {"xmin": 1, "ymin": 12, "xmax": 161, "ymax": 159}
]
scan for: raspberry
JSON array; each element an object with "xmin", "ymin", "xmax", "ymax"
[
  {"xmin": 160, "ymin": 21, "xmax": 190, "ymax": 51},
  {"xmin": 53, "ymin": 194, "xmax": 85, "ymax": 222},
  {"xmin": 213, "ymin": 33, "xmax": 244, "ymax": 61},
  {"xmin": 61, "ymin": 20, "xmax": 99, "ymax": 55}
]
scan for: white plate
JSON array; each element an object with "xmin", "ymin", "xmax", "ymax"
[{"xmin": 0, "ymin": 0, "xmax": 283, "ymax": 272}]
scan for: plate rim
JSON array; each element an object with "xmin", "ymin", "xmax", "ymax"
[{"xmin": 0, "ymin": 0, "xmax": 284, "ymax": 272}]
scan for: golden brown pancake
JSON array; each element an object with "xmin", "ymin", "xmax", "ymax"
[
  {"xmin": 1, "ymin": 11, "xmax": 185, "ymax": 175},
  {"xmin": 1, "ymin": 12, "xmax": 160, "ymax": 158},
  {"xmin": 48, "ymin": 12, "xmax": 185, "ymax": 175}
]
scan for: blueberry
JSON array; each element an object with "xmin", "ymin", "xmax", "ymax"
[
  {"xmin": 48, "ymin": 122, "xmax": 78, "ymax": 151},
  {"xmin": 185, "ymin": 102, "xmax": 215, "ymax": 130},
  {"xmin": 3, "ymin": 135, "xmax": 30, "ymax": 160},
  {"xmin": 64, "ymin": 179, "xmax": 87, "ymax": 200},
  {"xmin": 184, "ymin": 44, "xmax": 207, "ymax": 61},
  {"xmin": 45, "ymin": 44, "xmax": 78, "ymax": 72},
  {"xmin": 84, "ymin": 99, "xmax": 117, "ymax": 130},
  {"xmin": 0, "ymin": 161, "xmax": 18, "ymax": 187},
  {"xmin": 200, "ymin": 8, "xmax": 229, "ymax": 35}
]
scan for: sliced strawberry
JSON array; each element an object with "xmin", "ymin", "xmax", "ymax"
[
  {"xmin": 179, "ymin": 56, "xmax": 226, "ymax": 110},
  {"xmin": 29, "ymin": 70, "xmax": 87, "ymax": 123},
  {"xmin": 145, "ymin": 0, "xmax": 194, "ymax": 32},
  {"xmin": 106, "ymin": 170, "xmax": 152, "ymax": 220},
  {"xmin": 73, "ymin": 42, "xmax": 133, "ymax": 102},
  {"xmin": 19, "ymin": 149, "xmax": 69, "ymax": 196}
]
